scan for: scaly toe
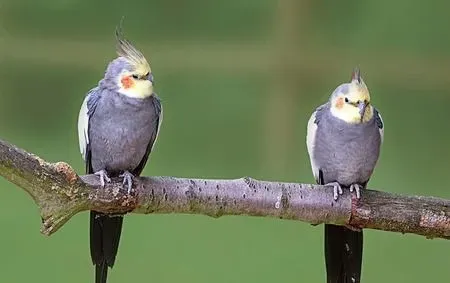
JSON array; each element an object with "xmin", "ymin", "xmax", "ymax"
[
  {"xmin": 350, "ymin": 184, "xmax": 362, "ymax": 199},
  {"xmin": 120, "ymin": 171, "xmax": 134, "ymax": 194},
  {"xmin": 94, "ymin": 170, "xmax": 110, "ymax": 188},
  {"xmin": 326, "ymin": 182, "xmax": 343, "ymax": 201},
  {"xmin": 333, "ymin": 186, "xmax": 339, "ymax": 200},
  {"xmin": 126, "ymin": 177, "xmax": 132, "ymax": 193}
]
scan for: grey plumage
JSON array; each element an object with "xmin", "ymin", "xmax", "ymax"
[
  {"xmin": 311, "ymin": 102, "xmax": 382, "ymax": 186},
  {"xmin": 306, "ymin": 69, "xmax": 383, "ymax": 283},
  {"xmin": 83, "ymin": 86, "xmax": 161, "ymax": 283},
  {"xmin": 78, "ymin": 24, "xmax": 161, "ymax": 283},
  {"xmin": 86, "ymin": 88, "xmax": 161, "ymax": 175}
]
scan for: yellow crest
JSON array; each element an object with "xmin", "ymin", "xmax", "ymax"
[{"xmin": 115, "ymin": 21, "xmax": 151, "ymax": 74}]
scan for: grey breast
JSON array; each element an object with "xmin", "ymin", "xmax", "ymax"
[
  {"xmin": 88, "ymin": 90, "xmax": 158, "ymax": 174},
  {"xmin": 313, "ymin": 106, "xmax": 381, "ymax": 186}
]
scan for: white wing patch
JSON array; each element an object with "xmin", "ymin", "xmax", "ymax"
[
  {"xmin": 377, "ymin": 112, "xmax": 384, "ymax": 143},
  {"xmin": 78, "ymin": 95, "xmax": 90, "ymax": 161},
  {"xmin": 151, "ymin": 104, "xmax": 163, "ymax": 153},
  {"xmin": 306, "ymin": 111, "xmax": 320, "ymax": 182}
]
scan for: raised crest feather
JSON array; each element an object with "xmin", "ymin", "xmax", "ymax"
[
  {"xmin": 351, "ymin": 67, "xmax": 361, "ymax": 83},
  {"xmin": 115, "ymin": 18, "xmax": 150, "ymax": 71}
]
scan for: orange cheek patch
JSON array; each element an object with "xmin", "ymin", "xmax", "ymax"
[
  {"xmin": 121, "ymin": 76, "xmax": 134, "ymax": 89},
  {"xmin": 335, "ymin": 97, "xmax": 344, "ymax": 109}
]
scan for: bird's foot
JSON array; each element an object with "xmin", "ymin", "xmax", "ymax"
[
  {"xmin": 349, "ymin": 183, "xmax": 362, "ymax": 199},
  {"xmin": 119, "ymin": 171, "xmax": 134, "ymax": 194},
  {"xmin": 325, "ymin": 182, "xmax": 343, "ymax": 201},
  {"xmin": 94, "ymin": 170, "xmax": 111, "ymax": 187}
]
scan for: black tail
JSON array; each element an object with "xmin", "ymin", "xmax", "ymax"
[
  {"xmin": 324, "ymin": 224, "xmax": 363, "ymax": 283},
  {"xmin": 95, "ymin": 261, "xmax": 108, "ymax": 283},
  {"xmin": 90, "ymin": 211, "xmax": 124, "ymax": 283}
]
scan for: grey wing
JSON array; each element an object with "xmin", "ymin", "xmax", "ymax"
[
  {"xmin": 306, "ymin": 103, "xmax": 327, "ymax": 183},
  {"xmin": 373, "ymin": 107, "xmax": 384, "ymax": 143},
  {"xmin": 77, "ymin": 88, "xmax": 101, "ymax": 173},
  {"xmin": 132, "ymin": 94, "xmax": 163, "ymax": 176}
]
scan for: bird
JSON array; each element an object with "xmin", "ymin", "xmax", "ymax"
[
  {"xmin": 306, "ymin": 68, "xmax": 384, "ymax": 283},
  {"xmin": 77, "ymin": 23, "xmax": 162, "ymax": 283}
]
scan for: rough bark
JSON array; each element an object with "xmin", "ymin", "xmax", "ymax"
[{"xmin": 1, "ymin": 139, "xmax": 449, "ymax": 239}]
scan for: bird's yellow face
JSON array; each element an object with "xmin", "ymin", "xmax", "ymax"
[
  {"xmin": 117, "ymin": 63, "xmax": 153, "ymax": 99},
  {"xmin": 330, "ymin": 71, "xmax": 374, "ymax": 124},
  {"xmin": 114, "ymin": 26, "xmax": 154, "ymax": 99}
]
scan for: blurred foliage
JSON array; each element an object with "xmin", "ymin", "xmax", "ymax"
[{"xmin": 0, "ymin": 0, "xmax": 449, "ymax": 282}]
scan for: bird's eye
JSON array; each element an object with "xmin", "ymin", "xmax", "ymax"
[
  {"xmin": 131, "ymin": 74, "xmax": 139, "ymax": 79},
  {"xmin": 344, "ymin": 97, "xmax": 349, "ymax": 103}
]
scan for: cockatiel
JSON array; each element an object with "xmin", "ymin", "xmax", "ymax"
[
  {"xmin": 306, "ymin": 68, "xmax": 383, "ymax": 283},
  {"xmin": 77, "ymin": 24, "xmax": 162, "ymax": 283}
]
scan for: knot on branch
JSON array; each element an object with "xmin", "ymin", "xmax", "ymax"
[{"xmin": 52, "ymin": 162, "xmax": 78, "ymax": 185}]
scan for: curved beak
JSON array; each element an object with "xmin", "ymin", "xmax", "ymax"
[{"xmin": 358, "ymin": 101, "xmax": 368, "ymax": 121}]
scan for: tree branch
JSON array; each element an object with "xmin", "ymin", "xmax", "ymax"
[{"xmin": 1, "ymin": 138, "xmax": 449, "ymax": 239}]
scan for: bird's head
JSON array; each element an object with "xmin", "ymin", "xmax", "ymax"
[
  {"xmin": 103, "ymin": 24, "xmax": 154, "ymax": 99},
  {"xmin": 329, "ymin": 68, "xmax": 373, "ymax": 124}
]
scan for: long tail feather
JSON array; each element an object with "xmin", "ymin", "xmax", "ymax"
[
  {"xmin": 90, "ymin": 211, "xmax": 123, "ymax": 283},
  {"xmin": 324, "ymin": 224, "xmax": 363, "ymax": 283}
]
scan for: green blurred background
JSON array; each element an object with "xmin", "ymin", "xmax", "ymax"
[{"xmin": 1, "ymin": 0, "xmax": 449, "ymax": 282}]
